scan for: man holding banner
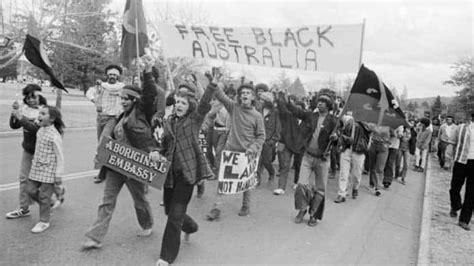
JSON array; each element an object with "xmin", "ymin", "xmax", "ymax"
[{"xmin": 206, "ymin": 70, "xmax": 265, "ymax": 220}]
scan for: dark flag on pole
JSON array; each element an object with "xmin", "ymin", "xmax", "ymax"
[
  {"xmin": 121, "ymin": 0, "xmax": 148, "ymax": 68},
  {"xmin": 343, "ymin": 65, "xmax": 408, "ymax": 128},
  {"xmin": 22, "ymin": 15, "xmax": 67, "ymax": 92}
]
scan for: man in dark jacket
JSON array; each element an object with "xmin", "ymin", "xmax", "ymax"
[
  {"xmin": 334, "ymin": 114, "xmax": 371, "ymax": 203},
  {"xmin": 285, "ymin": 93, "xmax": 337, "ymax": 226},
  {"xmin": 273, "ymin": 94, "xmax": 305, "ymax": 195}
]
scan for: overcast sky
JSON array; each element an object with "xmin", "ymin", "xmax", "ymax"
[
  {"xmin": 10, "ymin": 0, "xmax": 473, "ymax": 98},
  {"xmin": 111, "ymin": 0, "xmax": 471, "ymax": 98}
]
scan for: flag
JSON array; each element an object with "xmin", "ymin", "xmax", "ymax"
[
  {"xmin": 22, "ymin": 15, "xmax": 67, "ymax": 92},
  {"xmin": 121, "ymin": 0, "xmax": 148, "ymax": 68},
  {"xmin": 343, "ymin": 65, "xmax": 408, "ymax": 128}
]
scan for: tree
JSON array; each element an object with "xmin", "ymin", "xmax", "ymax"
[
  {"xmin": 44, "ymin": 0, "xmax": 118, "ymax": 92},
  {"xmin": 406, "ymin": 101, "xmax": 415, "ymax": 112},
  {"xmin": 270, "ymin": 71, "xmax": 292, "ymax": 91},
  {"xmin": 421, "ymin": 101, "xmax": 429, "ymax": 109},
  {"xmin": 444, "ymin": 56, "xmax": 474, "ymax": 116},
  {"xmin": 431, "ymin": 95, "xmax": 444, "ymax": 118}
]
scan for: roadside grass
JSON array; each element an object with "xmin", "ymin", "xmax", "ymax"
[
  {"xmin": 428, "ymin": 155, "xmax": 474, "ymax": 264},
  {"xmin": 1, "ymin": 83, "xmax": 96, "ymax": 131}
]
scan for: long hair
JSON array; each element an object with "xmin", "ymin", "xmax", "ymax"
[
  {"xmin": 45, "ymin": 106, "xmax": 66, "ymax": 135},
  {"xmin": 175, "ymin": 91, "xmax": 197, "ymax": 116}
]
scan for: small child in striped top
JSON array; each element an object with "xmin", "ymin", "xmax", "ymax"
[{"xmin": 26, "ymin": 106, "xmax": 65, "ymax": 234}]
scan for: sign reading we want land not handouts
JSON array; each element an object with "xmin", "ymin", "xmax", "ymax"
[
  {"xmin": 156, "ymin": 23, "xmax": 363, "ymax": 73},
  {"xmin": 217, "ymin": 150, "xmax": 259, "ymax": 194},
  {"xmin": 97, "ymin": 137, "xmax": 170, "ymax": 190}
]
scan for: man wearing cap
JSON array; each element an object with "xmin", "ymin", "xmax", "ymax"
[
  {"xmin": 285, "ymin": 93, "xmax": 337, "ymax": 226},
  {"xmin": 87, "ymin": 64, "xmax": 125, "ymax": 183},
  {"xmin": 448, "ymin": 113, "xmax": 474, "ymax": 231}
]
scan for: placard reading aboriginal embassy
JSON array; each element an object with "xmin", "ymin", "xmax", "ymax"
[
  {"xmin": 97, "ymin": 137, "xmax": 170, "ymax": 190},
  {"xmin": 217, "ymin": 150, "xmax": 259, "ymax": 194},
  {"xmin": 156, "ymin": 23, "xmax": 363, "ymax": 73}
]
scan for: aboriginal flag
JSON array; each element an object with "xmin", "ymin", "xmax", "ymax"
[
  {"xmin": 23, "ymin": 16, "xmax": 66, "ymax": 92},
  {"xmin": 343, "ymin": 65, "xmax": 407, "ymax": 128},
  {"xmin": 120, "ymin": 0, "xmax": 148, "ymax": 68}
]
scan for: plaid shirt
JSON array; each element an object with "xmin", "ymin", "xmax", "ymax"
[
  {"xmin": 95, "ymin": 82, "xmax": 124, "ymax": 116},
  {"xmin": 161, "ymin": 84, "xmax": 215, "ymax": 187},
  {"xmin": 29, "ymin": 125, "xmax": 64, "ymax": 183}
]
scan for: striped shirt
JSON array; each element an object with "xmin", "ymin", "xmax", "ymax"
[
  {"xmin": 95, "ymin": 82, "xmax": 124, "ymax": 116},
  {"xmin": 453, "ymin": 122, "xmax": 473, "ymax": 164}
]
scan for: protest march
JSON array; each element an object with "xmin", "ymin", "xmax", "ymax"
[{"xmin": 1, "ymin": 0, "xmax": 472, "ymax": 265}]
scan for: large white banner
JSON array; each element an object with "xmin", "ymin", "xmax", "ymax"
[
  {"xmin": 156, "ymin": 23, "xmax": 363, "ymax": 73},
  {"xmin": 217, "ymin": 150, "xmax": 259, "ymax": 194}
]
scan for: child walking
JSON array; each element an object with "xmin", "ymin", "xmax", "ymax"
[{"xmin": 26, "ymin": 106, "xmax": 65, "ymax": 233}]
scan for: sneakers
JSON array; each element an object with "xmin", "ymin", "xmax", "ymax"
[
  {"xmin": 334, "ymin": 195, "xmax": 346, "ymax": 203},
  {"xmin": 238, "ymin": 206, "xmax": 250, "ymax": 216},
  {"xmin": 156, "ymin": 259, "xmax": 170, "ymax": 266},
  {"xmin": 81, "ymin": 239, "xmax": 102, "ymax": 250},
  {"xmin": 449, "ymin": 210, "xmax": 458, "ymax": 218},
  {"xmin": 93, "ymin": 176, "xmax": 103, "ymax": 184},
  {"xmin": 352, "ymin": 189, "xmax": 358, "ymax": 199},
  {"xmin": 294, "ymin": 210, "xmax": 307, "ymax": 224},
  {"xmin": 206, "ymin": 208, "xmax": 221, "ymax": 221},
  {"xmin": 458, "ymin": 222, "xmax": 471, "ymax": 231},
  {"xmin": 31, "ymin": 222, "xmax": 50, "ymax": 233},
  {"xmin": 308, "ymin": 217, "xmax": 318, "ymax": 227},
  {"xmin": 6, "ymin": 208, "xmax": 30, "ymax": 219},
  {"xmin": 273, "ymin": 188, "xmax": 285, "ymax": 195},
  {"xmin": 50, "ymin": 200, "xmax": 62, "ymax": 210},
  {"xmin": 137, "ymin": 228, "xmax": 153, "ymax": 237}
]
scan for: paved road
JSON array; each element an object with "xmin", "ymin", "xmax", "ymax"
[{"xmin": 0, "ymin": 131, "xmax": 424, "ymax": 265}]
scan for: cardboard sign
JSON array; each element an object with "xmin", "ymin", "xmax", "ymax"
[
  {"xmin": 217, "ymin": 150, "xmax": 259, "ymax": 194},
  {"xmin": 156, "ymin": 23, "xmax": 363, "ymax": 73},
  {"xmin": 97, "ymin": 137, "xmax": 170, "ymax": 190}
]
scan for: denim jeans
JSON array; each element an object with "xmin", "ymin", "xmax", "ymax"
[
  {"xmin": 368, "ymin": 142, "xmax": 389, "ymax": 190},
  {"xmin": 450, "ymin": 161, "xmax": 474, "ymax": 224},
  {"xmin": 337, "ymin": 149, "xmax": 365, "ymax": 197},
  {"xmin": 277, "ymin": 145, "xmax": 301, "ymax": 190},
  {"xmin": 294, "ymin": 153, "xmax": 329, "ymax": 220},
  {"xmin": 85, "ymin": 169, "xmax": 153, "ymax": 243},
  {"xmin": 212, "ymin": 130, "xmax": 228, "ymax": 170},
  {"xmin": 415, "ymin": 148, "xmax": 428, "ymax": 169},
  {"xmin": 160, "ymin": 171, "xmax": 198, "ymax": 263},
  {"xmin": 257, "ymin": 142, "xmax": 276, "ymax": 181},
  {"xmin": 95, "ymin": 115, "xmax": 116, "ymax": 169},
  {"xmin": 19, "ymin": 151, "xmax": 34, "ymax": 209},
  {"xmin": 26, "ymin": 179, "xmax": 54, "ymax": 222},
  {"xmin": 396, "ymin": 150, "xmax": 411, "ymax": 179},
  {"xmin": 383, "ymin": 148, "xmax": 400, "ymax": 185}
]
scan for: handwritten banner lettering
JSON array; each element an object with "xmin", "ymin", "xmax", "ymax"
[
  {"xmin": 97, "ymin": 137, "xmax": 170, "ymax": 190},
  {"xmin": 156, "ymin": 23, "xmax": 363, "ymax": 73},
  {"xmin": 217, "ymin": 150, "xmax": 259, "ymax": 194}
]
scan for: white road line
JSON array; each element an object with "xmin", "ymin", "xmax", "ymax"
[{"xmin": 0, "ymin": 170, "xmax": 99, "ymax": 192}]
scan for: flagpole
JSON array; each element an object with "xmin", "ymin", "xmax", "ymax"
[
  {"xmin": 135, "ymin": 0, "xmax": 141, "ymax": 87},
  {"xmin": 164, "ymin": 58, "xmax": 175, "ymax": 92},
  {"xmin": 359, "ymin": 18, "xmax": 366, "ymax": 67}
]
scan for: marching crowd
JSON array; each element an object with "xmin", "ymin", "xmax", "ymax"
[{"xmin": 5, "ymin": 55, "xmax": 473, "ymax": 265}]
